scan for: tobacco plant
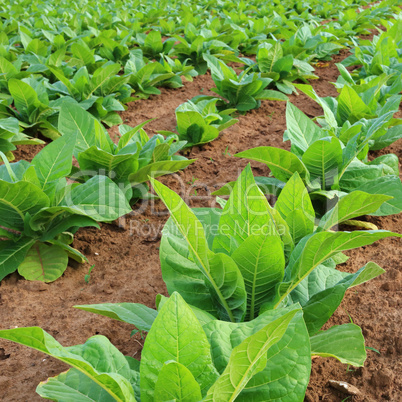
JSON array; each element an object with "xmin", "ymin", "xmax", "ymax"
[
  {"xmin": 75, "ymin": 166, "xmax": 399, "ymax": 400},
  {"xmin": 159, "ymin": 97, "xmax": 238, "ymax": 148},
  {"xmin": 58, "ymin": 103, "xmax": 194, "ymax": 202},
  {"xmin": 204, "ymin": 55, "xmax": 288, "ymax": 112},
  {"xmin": 243, "ymin": 42, "xmax": 318, "ymax": 94},
  {"xmin": 219, "ymin": 102, "xmax": 402, "ymax": 216},
  {"xmin": 0, "ymin": 292, "xmax": 301, "ymax": 401},
  {"xmin": 0, "ymin": 132, "xmax": 131, "ymax": 282}
]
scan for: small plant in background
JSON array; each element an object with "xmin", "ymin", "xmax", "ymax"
[
  {"xmin": 58, "ymin": 103, "xmax": 194, "ymax": 203},
  {"xmin": 204, "ymin": 54, "xmax": 288, "ymax": 113},
  {"xmin": 159, "ymin": 97, "xmax": 238, "ymax": 148}
]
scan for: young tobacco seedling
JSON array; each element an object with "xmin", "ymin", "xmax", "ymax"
[
  {"xmin": 0, "ymin": 292, "xmax": 299, "ymax": 401},
  {"xmin": 0, "ymin": 132, "xmax": 131, "ymax": 282},
  {"xmin": 204, "ymin": 54, "xmax": 288, "ymax": 113},
  {"xmin": 158, "ymin": 97, "xmax": 238, "ymax": 148}
]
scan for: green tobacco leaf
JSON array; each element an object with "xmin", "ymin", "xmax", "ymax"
[
  {"xmin": 276, "ymin": 230, "xmax": 401, "ymax": 308},
  {"xmin": 236, "ymin": 147, "xmax": 308, "ymax": 183},
  {"xmin": 159, "ymin": 211, "xmax": 220, "ymax": 318},
  {"xmin": 204, "ymin": 308, "xmax": 299, "ymax": 402},
  {"xmin": 17, "ymin": 242, "xmax": 68, "ymax": 282},
  {"xmin": 0, "ymin": 238, "xmax": 35, "ymax": 281},
  {"xmin": 75, "ymin": 303, "xmax": 157, "ymax": 332},
  {"xmin": 0, "ymin": 180, "xmax": 49, "ymax": 231},
  {"xmin": 65, "ymin": 176, "xmax": 131, "ymax": 221},
  {"xmin": 152, "ymin": 179, "xmax": 245, "ymax": 322},
  {"xmin": 0, "ymin": 329, "xmax": 136, "ymax": 401},
  {"xmin": 154, "ymin": 361, "xmax": 202, "ymax": 402},
  {"xmin": 353, "ymin": 176, "xmax": 402, "ymax": 216},
  {"xmin": 285, "ymin": 103, "xmax": 326, "ymax": 152},
  {"xmin": 301, "ymin": 262, "xmax": 384, "ymax": 335},
  {"xmin": 140, "ymin": 292, "xmax": 218, "ymax": 401},
  {"xmin": 233, "ymin": 309, "xmax": 311, "ymax": 402},
  {"xmin": 310, "ymin": 324, "xmax": 366, "ymax": 367},
  {"xmin": 337, "ymin": 85, "xmax": 370, "ymax": 124},
  {"xmin": 129, "ymin": 159, "xmax": 194, "ymax": 186},
  {"xmin": 318, "ymin": 191, "xmax": 393, "ymax": 230},
  {"xmin": 213, "ymin": 164, "xmax": 275, "ymax": 255},
  {"xmin": 31, "ymin": 133, "xmax": 76, "ymax": 199},
  {"xmin": 37, "ymin": 368, "xmax": 116, "ymax": 401},
  {"xmin": 302, "ymin": 137, "xmax": 343, "ymax": 190},
  {"xmin": 77, "ymin": 147, "xmax": 136, "ymax": 175},
  {"xmin": 232, "ymin": 234, "xmax": 285, "ymax": 320},
  {"xmin": 8, "ymin": 78, "xmax": 38, "ymax": 120},
  {"xmin": 275, "ymin": 172, "xmax": 315, "ymax": 242},
  {"xmin": 294, "ymin": 84, "xmax": 337, "ymax": 129},
  {"xmin": 59, "ymin": 103, "xmax": 113, "ymax": 157},
  {"xmin": 207, "ymin": 252, "xmax": 247, "ymax": 322}
]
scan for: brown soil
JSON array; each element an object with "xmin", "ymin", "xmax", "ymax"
[{"xmin": 0, "ymin": 46, "xmax": 401, "ymax": 402}]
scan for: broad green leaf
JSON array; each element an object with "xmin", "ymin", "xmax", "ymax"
[
  {"xmin": 8, "ymin": 78, "xmax": 38, "ymax": 120},
  {"xmin": 0, "ymin": 180, "xmax": 49, "ymax": 231},
  {"xmin": 301, "ymin": 262, "xmax": 385, "ymax": 334},
  {"xmin": 236, "ymin": 147, "xmax": 309, "ymax": 183},
  {"xmin": 0, "ymin": 238, "xmax": 35, "ymax": 281},
  {"xmin": 159, "ymin": 211, "xmax": 220, "ymax": 318},
  {"xmin": 207, "ymin": 252, "xmax": 247, "ymax": 322},
  {"xmin": 285, "ymin": 102, "xmax": 326, "ymax": 152},
  {"xmin": 234, "ymin": 309, "xmax": 311, "ymax": 402},
  {"xmin": 140, "ymin": 292, "xmax": 218, "ymax": 401},
  {"xmin": 18, "ymin": 242, "xmax": 68, "ymax": 282},
  {"xmin": 302, "ymin": 137, "xmax": 343, "ymax": 189},
  {"xmin": 64, "ymin": 176, "xmax": 131, "ymax": 221},
  {"xmin": 318, "ymin": 191, "xmax": 393, "ymax": 230},
  {"xmin": 204, "ymin": 308, "xmax": 299, "ymax": 402},
  {"xmin": 128, "ymin": 159, "xmax": 194, "ymax": 186},
  {"xmin": 275, "ymin": 172, "xmax": 315, "ymax": 242},
  {"xmin": 152, "ymin": 179, "xmax": 245, "ymax": 322},
  {"xmin": 75, "ymin": 303, "xmax": 157, "ymax": 332},
  {"xmin": 0, "ymin": 329, "xmax": 136, "ymax": 402},
  {"xmin": 31, "ymin": 133, "xmax": 76, "ymax": 198},
  {"xmin": 59, "ymin": 103, "xmax": 113, "ymax": 157},
  {"xmin": 353, "ymin": 176, "xmax": 402, "ymax": 216},
  {"xmin": 213, "ymin": 165, "xmax": 276, "ymax": 255},
  {"xmin": 310, "ymin": 324, "xmax": 366, "ymax": 366},
  {"xmin": 37, "ymin": 368, "xmax": 116, "ymax": 401},
  {"xmin": 154, "ymin": 362, "xmax": 202, "ymax": 402},
  {"xmin": 337, "ymin": 85, "xmax": 371, "ymax": 124},
  {"xmin": 232, "ymin": 234, "xmax": 285, "ymax": 320}
]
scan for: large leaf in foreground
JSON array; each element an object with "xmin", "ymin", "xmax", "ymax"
[
  {"xmin": 204, "ymin": 308, "xmax": 299, "ymax": 402},
  {"xmin": 154, "ymin": 361, "xmax": 202, "ymax": 402},
  {"xmin": 0, "ymin": 180, "xmax": 49, "ymax": 231},
  {"xmin": 0, "ymin": 328, "xmax": 136, "ymax": 401},
  {"xmin": 66, "ymin": 176, "xmax": 131, "ymax": 221},
  {"xmin": 310, "ymin": 324, "xmax": 366, "ymax": 367},
  {"xmin": 152, "ymin": 178, "xmax": 246, "ymax": 323},
  {"xmin": 37, "ymin": 368, "xmax": 116, "ymax": 402},
  {"xmin": 140, "ymin": 292, "xmax": 218, "ymax": 401}
]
